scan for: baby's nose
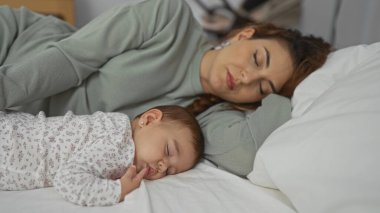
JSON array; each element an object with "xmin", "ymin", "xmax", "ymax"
[{"xmin": 158, "ymin": 161, "xmax": 168, "ymax": 173}]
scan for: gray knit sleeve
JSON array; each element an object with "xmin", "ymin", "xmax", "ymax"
[{"xmin": 197, "ymin": 94, "xmax": 291, "ymax": 176}]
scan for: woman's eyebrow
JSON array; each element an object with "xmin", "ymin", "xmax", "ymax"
[{"xmin": 264, "ymin": 47, "xmax": 270, "ymax": 68}]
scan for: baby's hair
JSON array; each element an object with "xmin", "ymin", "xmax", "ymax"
[{"xmin": 139, "ymin": 105, "xmax": 204, "ymax": 165}]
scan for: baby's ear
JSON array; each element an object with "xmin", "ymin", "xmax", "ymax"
[{"xmin": 142, "ymin": 109, "xmax": 163, "ymax": 125}]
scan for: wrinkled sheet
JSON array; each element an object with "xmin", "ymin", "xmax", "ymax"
[{"xmin": 0, "ymin": 161, "xmax": 295, "ymax": 213}]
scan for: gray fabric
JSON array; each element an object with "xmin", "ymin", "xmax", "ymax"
[
  {"xmin": 197, "ymin": 94, "xmax": 292, "ymax": 176},
  {"xmin": 0, "ymin": 6, "xmax": 76, "ymax": 111},
  {"xmin": 0, "ymin": 0, "xmax": 211, "ymax": 118}
]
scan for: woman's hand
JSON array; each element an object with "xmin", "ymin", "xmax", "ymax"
[{"xmin": 119, "ymin": 165, "xmax": 147, "ymax": 202}]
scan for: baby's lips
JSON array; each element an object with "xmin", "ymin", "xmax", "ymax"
[{"xmin": 142, "ymin": 167, "xmax": 149, "ymax": 177}]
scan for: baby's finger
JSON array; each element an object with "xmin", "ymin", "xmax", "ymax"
[{"xmin": 134, "ymin": 167, "xmax": 148, "ymax": 182}]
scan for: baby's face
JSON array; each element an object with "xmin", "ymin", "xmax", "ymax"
[{"xmin": 132, "ymin": 122, "xmax": 197, "ymax": 180}]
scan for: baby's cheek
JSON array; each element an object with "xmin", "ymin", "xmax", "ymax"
[{"xmin": 148, "ymin": 173, "xmax": 166, "ymax": 181}]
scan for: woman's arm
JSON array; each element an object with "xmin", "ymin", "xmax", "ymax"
[
  {"xmin": 197, "ymin": 94, "xmax": 292, "ymax": 176},
  {"xmin": 0, "ymin": 0, "xmax": 182, "ymax": 110},
  {"xmin": 0, "ymin": 6, "xmax": 82, "ymax": 109}
]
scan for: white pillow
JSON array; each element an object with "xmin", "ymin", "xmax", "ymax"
[
  {"xmin": 247, "ymin": 42, "xmax": 380, "ymax": 213},
  {"xmin": 291, "ymin": 42, "xmax": 380, "ymax": 118}
]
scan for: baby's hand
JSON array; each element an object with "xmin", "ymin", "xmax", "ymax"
[{"xmin": 119, "ymin": 165, "xmax": 147, "ymax": 202}]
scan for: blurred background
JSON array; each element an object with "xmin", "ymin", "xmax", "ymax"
[{"xmin": 1, "ymin": 0, "xmax": 379, "ymax": 49}]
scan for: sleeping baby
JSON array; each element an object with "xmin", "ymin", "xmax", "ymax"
[{"xmin": 0, "ymin": 105, "xmax": 203, "ymax": 206}]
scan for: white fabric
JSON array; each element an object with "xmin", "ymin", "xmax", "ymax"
[
  {"xmin": 248, "ymin": 42, "xmax": 380, "ymax": 213},
  {"xmin": 292, "ymin": 41, "xmax": 380, "ymax": 118},
  {"xmin": 0, "ymin": 161, "xmax": 296, "ymax": 213}
]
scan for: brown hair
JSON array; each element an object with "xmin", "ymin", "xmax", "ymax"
[
  {"xmin": 187, "ymin": 22, "xmax": 332, "ymax": 116},
  {"xmin": 140, "ymin": 105, "xmax": 204, "ymax": 165}
]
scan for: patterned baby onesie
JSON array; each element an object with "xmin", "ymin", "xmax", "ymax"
[{"xmin": 0, "ymin": 111, "xmax": 135, "ymax": 206}]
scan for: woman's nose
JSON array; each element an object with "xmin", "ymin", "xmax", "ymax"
[{"xmin": 240, "ymin": 69, "xmax": 260, "ymax": 84}]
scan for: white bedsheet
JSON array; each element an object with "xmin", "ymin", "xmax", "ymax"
[{"xmin": 0, "ymin": 161, "xmax": 295, "ymax": 213}]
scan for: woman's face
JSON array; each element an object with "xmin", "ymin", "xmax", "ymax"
[{"xmin": 200, "ymin": 29, "xmax": 294, "ymax": 103}]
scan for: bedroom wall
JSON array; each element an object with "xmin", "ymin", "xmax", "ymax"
[
  {"xmin": 74, "ymin": 0, "xmax": 143, "ymax": 27},
  {"xmin": 74, "ymin": 0, "xmax": 380, "ymax": 49},
  {"xmin": 301, "ymin": 0, "xmax": 380, "ymax": 49},
  {"xmin": 74, "ymin": 0, "xmax": 244, "ymax": 28},
  {"xmin": 334, "ymin": 0, "xmax": 380, "ymax": 48}
]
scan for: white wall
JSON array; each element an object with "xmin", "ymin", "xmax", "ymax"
[
  {"xmin": 74, "ymin": 0, "xmax": 143, "ymax": 27},
  {"xmin": 75, "ymin": 0, "xmax": 380, "ymax": 49},
  {"xmin": 301, "ymin": 0, "xmax": 380, "ymax": 49},
  {"xmin": 74, "ymin": 0, "xmax": 243, "ymax": 28},
  {"xmin": 334, "ymin": 0, "xmax": 380, "ymax": 48},
  {"xmin": 300, "ymin": 0, "xmax": 337, "ymax": 44}
]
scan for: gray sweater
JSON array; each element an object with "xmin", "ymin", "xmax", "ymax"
[{"xmin": 0, "ymin": 0, "xmax": 211, "ymax": 118}]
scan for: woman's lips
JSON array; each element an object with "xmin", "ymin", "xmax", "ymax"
[{"xmin": 227, "ymin": 71, "xmax": 235, "ymax": 90}]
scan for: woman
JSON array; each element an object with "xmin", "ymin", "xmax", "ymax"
[{"xmin": 0, "ymin": 0, "xmax": 331, "ymax": 176}]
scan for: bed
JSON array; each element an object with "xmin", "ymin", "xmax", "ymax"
[{"xmin": 1, "ymin": 42, "xmax": 380, "ymax": 213}]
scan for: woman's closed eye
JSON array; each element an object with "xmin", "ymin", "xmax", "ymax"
[
  {"xmin": 259, "ymin": 80, "xmax": 265, "ymax": 96},
  {"xmin": 253, "ymin": 50, "xmax": 259, "ymax": 67},
  {"xmin": 259, "ymin": 80, "xmax": 277, "ymax": 96}
]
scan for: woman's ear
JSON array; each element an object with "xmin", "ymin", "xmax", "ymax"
[
  {"xmin": 139, "ymin": 109, "xmax": 163, "ymax": 126},
  {"xmin": 231, "ymin": 27, "xmax": 256, "ymax": 42}
]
